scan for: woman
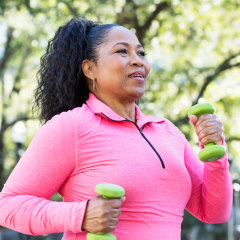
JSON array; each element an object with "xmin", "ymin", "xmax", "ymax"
[{"xmin": 0, "ymin": 18, "xmax": 232, "ymax": 239}]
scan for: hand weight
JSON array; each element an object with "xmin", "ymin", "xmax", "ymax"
[
  {"xmin": 86, "ymin": 183, "xmax": 125, "ymax": 240},
  {"xmin": 188, "ymin": 103, "xmax": 226, "ymax": 162}
]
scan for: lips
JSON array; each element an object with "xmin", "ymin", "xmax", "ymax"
[{"xmin": 128, "ymin": 70, "xmax": 146, "ymax": 79}]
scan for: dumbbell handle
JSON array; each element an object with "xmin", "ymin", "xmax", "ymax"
[
  {"xmin": 188, "ymin": 103, "xmax": 226, "ymax": 162},
  {"xmin": 188, "ymin": 102, "xmax": 216, "ymax": 145},
  {"xmin": 86, "ymin": 183, "xmax": 125, "ymax": 240},
  {"xmin": 205, "ymin": 142, "xmax": 215, "ymax": 147}
]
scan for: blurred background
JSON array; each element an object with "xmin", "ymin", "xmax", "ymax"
[{"xmin": 0, "ymin": 0, "xmax": 239, "ymax": 239}]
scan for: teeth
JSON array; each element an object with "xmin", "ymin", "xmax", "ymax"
[{"xmin": 133, "ymin": 75, "xmax": 143, "ymax": 78}]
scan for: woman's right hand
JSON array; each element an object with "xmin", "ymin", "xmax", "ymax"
[{"xmin": 82, "ymin": 195, "xmax": 126, "ymax": 234}]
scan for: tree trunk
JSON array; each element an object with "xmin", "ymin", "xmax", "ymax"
[{"xmin": 0, "ymin": 135, "xmax": 5, "ymax": 191}]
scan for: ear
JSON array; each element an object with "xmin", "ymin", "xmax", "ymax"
[{"xmin": 82, "ymin": 59, "xmax": 95, "ymax": 80}]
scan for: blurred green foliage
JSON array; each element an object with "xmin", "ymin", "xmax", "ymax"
[{"xmin": 0, "ymin": 0, "xmax": 240, "ymax": 239}]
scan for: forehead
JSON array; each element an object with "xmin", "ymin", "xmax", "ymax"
[{"xmin": 104, "ymin": 26, "xmax": 141, "ymax": 48}]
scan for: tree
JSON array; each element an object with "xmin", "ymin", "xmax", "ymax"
[
  {"xmin": 0, "ymin": 25, "xmax": 33, "ymax": 188},
  {"xmin": 0, "ymin": 0, "xmax": 239, "ymax": 239}
]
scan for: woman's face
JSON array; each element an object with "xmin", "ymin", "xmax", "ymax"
[{"xmin": 88, "ymin": 26, "xmax": 150, "ymax": 103}]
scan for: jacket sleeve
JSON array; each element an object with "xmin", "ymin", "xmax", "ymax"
[
  {"xmin": 0, "ymin": 112, "xmax": 88, "ymax": 235},
  {"xmin": 184, "ymin": 137, "xmax": 233, "ymax": 223}
]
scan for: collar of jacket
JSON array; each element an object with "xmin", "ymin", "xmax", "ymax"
[{"xmin": 86, "ymin": 93, "xmax": 165, "ymax": 128}]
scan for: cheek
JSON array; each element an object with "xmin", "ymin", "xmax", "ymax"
[
  {"xmin": 100, "ymin": 58, "xmax": 126, "ymax": 76},
  {"xmin": 96, "ymin": 61, "xmax": 126, "ymax": 87},
  {"xmin": 145, "ymin": 60, "xmax": 151, "ymax": 77}
]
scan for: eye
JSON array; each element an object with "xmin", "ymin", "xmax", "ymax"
[
  {"xmin": 116, "ymin": 49, "xmax": 128, "ymax": 54},
  {"xmin": 137, "ymin": 51, "xmax": 146, "ymax": 56}
]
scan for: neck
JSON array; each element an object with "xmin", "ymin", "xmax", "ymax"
[{"xmin": 93, "ymin": 93, "xmax": 136, "ymax": 122}]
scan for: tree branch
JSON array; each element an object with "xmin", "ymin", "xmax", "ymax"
[
  {"xmin": 9, "ymin": 47, "xmax": 31, "ymax": 98},
  {"xmin": 193, "ymin": 52, "xmax": 240, "ymax": 105},
  {"xmin": 0, "ymin": 116, "xmax": 33, "ymax": 138},
  {"xmin": 174, "ymin": 52, "xmax": 240, "ymax": 126},
  {"xmin": 227, "ymin": 137, "xmax": 240, "ymax": 142},
  {"xmin": 116, "ymin": 0, "xmax": 139, "ymax": 29},
  {"xmin": 137, "ymin": 2, "xmax": 170, "ymax": 41},
  {"xmin": 117, "ymin": 1, "xmax": 170, "ymax": 43}
]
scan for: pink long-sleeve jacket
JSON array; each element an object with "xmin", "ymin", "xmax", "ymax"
[{"xmin": 0, "ymin": 93, "xmax": 233, "ymax": 239}]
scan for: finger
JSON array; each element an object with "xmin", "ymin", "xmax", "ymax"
[
  {"xmin": 111, "ymin": 209, "xmax": 121, "ymax": 218},
  {"xmin": 195, "ymin": 114, "xmax": 213, "ymax": 129},
  {"xmin": 109, "ymin": 199, "xmax": 123, "ymax": 209},
  {"xmin": 189, "ymin": 115, "xmax": 198, "ymax": 127},
  {"xmin": 196, "ymin": 122, "xmax": 222, "ymax": 136},
  {"xmin": 106, "ymin": 219, "xmax": 119, "ymax": 233},
  {"xmin": 200, "ymin": 134, "xmax": 223, "ymax": 145},
  {"xmin": 197, "ymin": 126, "xmax": 222, "ymax": 141},
  {"xmin": 199, "ymin": 132, "xmax": 223, "ymax": 145},
  {"xmin": 196, "ymin": 127, "xmax": 223, "ymax": 143},
  {"xmin": 195, "ymin": 115, "xmax": 222, "ymax": 132},
  {"xmin": 99, "ymin": 223, "xmax": 117, "ymax": 234},
  {"xmin": 110, "ymin": 217, "xmax": 119, "ymax": 225},
  {"xmin": 195, "ymin": 114, "xmax": 219, "ymax": 129},
  {"xmin": 107, "ymin": 225, "xmax": 117, "ymax": 232}
]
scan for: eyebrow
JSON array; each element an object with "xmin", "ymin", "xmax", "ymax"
[{"xmin": 112, "ymin": 42, "xmax": 143, "ymax": 49}]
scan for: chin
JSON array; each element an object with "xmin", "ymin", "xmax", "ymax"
[{"xmin": 130, "ymin": 90, "xmax": 145, "ymax": 102}]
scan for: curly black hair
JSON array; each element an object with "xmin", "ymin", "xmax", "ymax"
[{"xmin": 33, "ymin": 17, "xmax": 118, "ymax": 123}]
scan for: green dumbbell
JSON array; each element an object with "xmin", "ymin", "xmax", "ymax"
[
  {"xmin": 86, "ymin": 183, "xmax": 125, "ymax": 240},
  {"xmin": 188, "ymin": 103, "xmax": 226, "ymax": 162}
]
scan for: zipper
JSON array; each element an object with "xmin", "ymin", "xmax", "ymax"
[
  {"xmin": 101, "ymin": 113, "xmax": 165, "ymax": 169},
  {"xmin": 130, "ymin": 121, "xmax": 165, "ymax": 169}
]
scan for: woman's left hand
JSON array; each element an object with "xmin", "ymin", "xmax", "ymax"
[{"xmin": 190, "ymin": 114, "xmax": 223, "ymax": 146}]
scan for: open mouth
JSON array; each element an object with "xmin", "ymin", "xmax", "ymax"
[
  {"xmin": 128, "ymin": 74, "xmax": 145, "ymax": 79},
  {"xmin": 128, "ymin": 70, "xmax": 146, "ymax": 81}
]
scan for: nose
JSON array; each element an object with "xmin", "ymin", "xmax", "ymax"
[{"xmin": 129, "ymin": 53, "xmax": 144, "ymax": 67}]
